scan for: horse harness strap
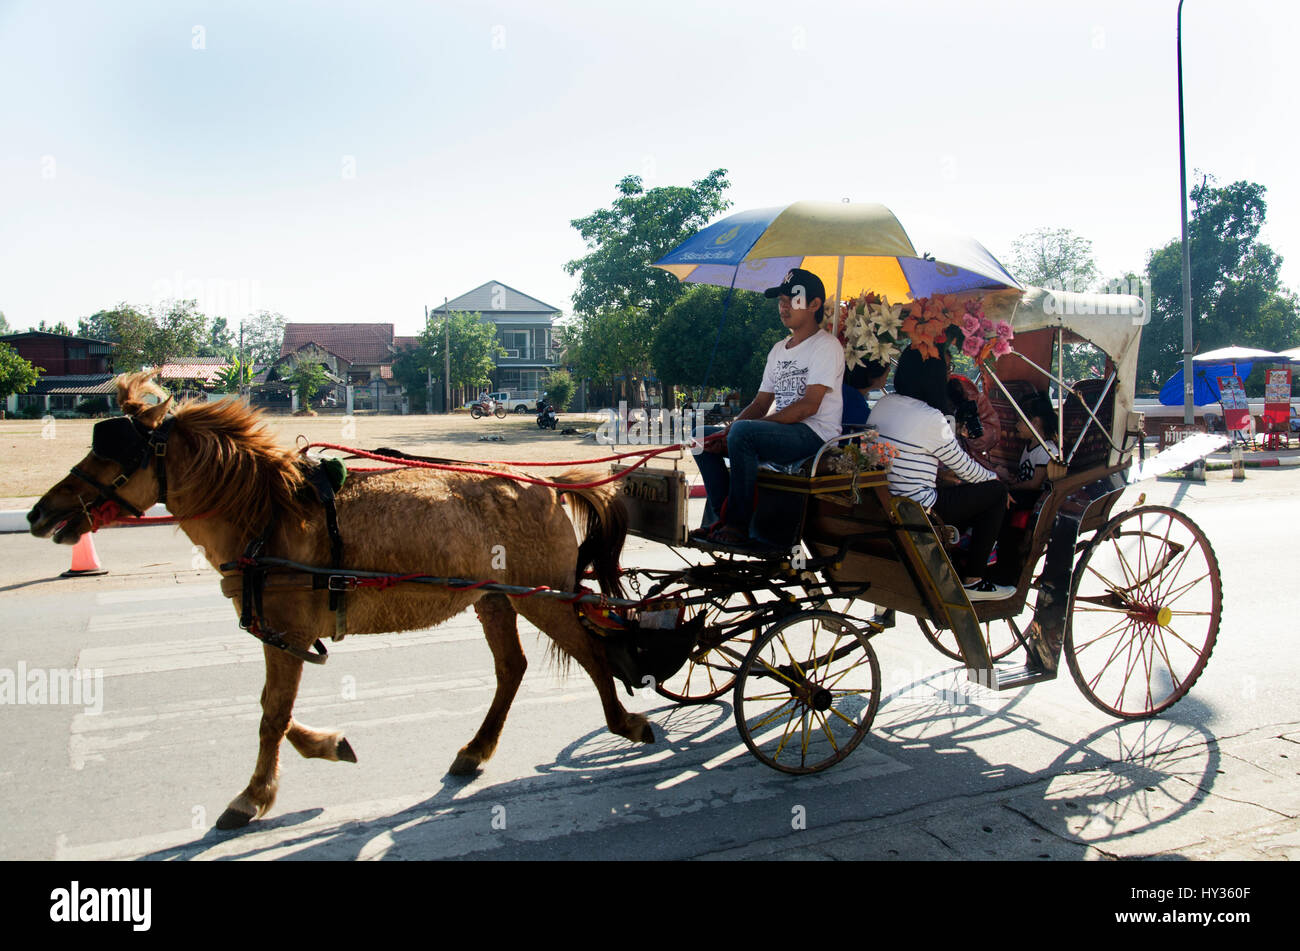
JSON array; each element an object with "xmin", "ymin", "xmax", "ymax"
[
  {"xmin": 71, "ymin": 415, "xmax": 178, "ymax": 518},
  {"xmin": 221, "ymin": 462, "xmax": 347, "ymax": 666}
]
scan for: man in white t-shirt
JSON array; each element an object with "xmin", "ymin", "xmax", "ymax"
[{"xmin": 691, "ymin": 268, "xmax": 843, "ymax": 550}]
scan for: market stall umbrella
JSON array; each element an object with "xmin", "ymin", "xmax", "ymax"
[
  {"xmin": 652, "ymin": 201, "xmax": 1021, "ymax": 326},
  {"xmin": 1158, "ymin": 346, "xmax": 1287, "ymax": 406}
]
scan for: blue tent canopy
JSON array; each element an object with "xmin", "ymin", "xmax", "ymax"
[{"xmin": 1158, "ymin": 362, "xmax": 1255, "ymax": 406}]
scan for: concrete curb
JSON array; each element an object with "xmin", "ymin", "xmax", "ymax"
[{"xmin": 0, "ymin": 503, "xmax": 171, "ymax": 534}]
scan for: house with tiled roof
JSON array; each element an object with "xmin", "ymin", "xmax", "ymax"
[
  {"xmin": 1, "ymin": 331, "xmax": 117, "ymax": 414},
  {"xmin": 277, "ymin": 322, "xmax": 405, "ymax": 411},
  {"xmin": 431, "ymin": 281, "xmax": 561, "ymax": 402}
]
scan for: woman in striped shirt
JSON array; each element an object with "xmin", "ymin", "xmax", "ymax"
[{"xmin": 869, "ymin": 347, "xmax": 1013, "ymax": 600}]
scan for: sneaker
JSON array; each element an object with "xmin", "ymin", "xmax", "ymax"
[{"xmin": 963, "ymin": 578, "xmax": 1015, "ymax": 601}]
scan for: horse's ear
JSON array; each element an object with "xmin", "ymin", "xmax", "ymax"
[
  {"xmin": 135, "ymin": 395, "xmax": 173, "ymax": 428},
  {"xmin": 115, "ymin": 371, "xmax": 169, "ymax": 417}
]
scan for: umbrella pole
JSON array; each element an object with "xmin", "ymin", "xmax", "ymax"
[{"xmin": 832, "ymin": 256, "xmax": 845, "ymax": 336}]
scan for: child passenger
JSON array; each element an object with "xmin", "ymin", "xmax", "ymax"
[{"xmin": 992, "ymin": 394, "xmax": 1059, "ymax": 585}]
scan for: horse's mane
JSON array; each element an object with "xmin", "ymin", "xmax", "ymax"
[{"xmin": 115, "ymin": 372, "xmax": 309, "ymax": 531}]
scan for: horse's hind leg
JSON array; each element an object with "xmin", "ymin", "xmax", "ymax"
[
  {"xmin": 514, "ymin": 597, "xmax": 654, "ymax": 746},
  {"xmin": 449, "ymin": 594, "xmax": 526, "ymax": 776},
  {"xmin": 216, "ymin": 646, "xmax": 305, "ymax": 830}
]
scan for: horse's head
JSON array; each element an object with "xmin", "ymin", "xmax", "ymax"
[{"xmin": 27, "ymin": 373, "xmax": 174, "ymax": 545}]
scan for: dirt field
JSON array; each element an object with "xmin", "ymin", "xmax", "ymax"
[{"xmin": 0, "ymin": 410, "xmax": 701, "ymax": 508}]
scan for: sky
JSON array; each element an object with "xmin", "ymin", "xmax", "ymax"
[{"xmin": 1, "ymin": 0, "xmax": 1296, "ymax": 337}]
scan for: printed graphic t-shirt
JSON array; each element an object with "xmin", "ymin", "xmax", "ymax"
[
  {"xmin": 758, "ymin": 329, "xmax": 845, "ymax": 443},
  {"xmin": 1018, "ymin": 440, "xmax": 1059, "ymax": 483}
]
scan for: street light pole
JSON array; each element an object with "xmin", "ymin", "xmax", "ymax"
[{"xmin": 1178, "ymin": 0, "xmax": 1195, "ymax": 425}]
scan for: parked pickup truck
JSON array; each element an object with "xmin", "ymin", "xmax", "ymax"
[{"xmin": 462, "ymin": 391, "xmax": 538, "ymax": 414}]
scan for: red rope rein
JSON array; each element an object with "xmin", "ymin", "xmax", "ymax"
[{"xmin": 300, "ymin": 441, "xmax": 688, "ymax": 491}]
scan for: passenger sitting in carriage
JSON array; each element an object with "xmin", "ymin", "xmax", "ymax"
[
  {"xmin": 691, "ymin": 268, "xmax": 844, "ymax": 552},
  {"xmin": 991, "ymin": 393, "xmax": 1059, "ymax": 584},
  {"xmin": 841, "ymin": 359, "xmax": 889, "ymax": 431},
  {"xmin": 869, "ymin": 346, "xmax": 1013, "ymax": 600}
]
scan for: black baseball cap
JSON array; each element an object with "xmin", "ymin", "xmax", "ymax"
[{"xmin": 764, "ymin": 267, "xmax": 826, "ymax": 307}]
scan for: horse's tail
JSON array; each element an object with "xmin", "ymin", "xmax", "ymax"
[{"xmin": 551, "ymin": 469, "xmax": 628, "ymax": 599}]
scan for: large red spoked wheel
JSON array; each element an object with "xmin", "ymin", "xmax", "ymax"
[{"xmin": 1065, "ymin": 505, "xmax": 1220, "ymax": 719}]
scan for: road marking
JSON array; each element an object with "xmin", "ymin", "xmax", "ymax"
[{"xmin": 77, "ymin": 616, "xmax": 490, "ymax": 677}]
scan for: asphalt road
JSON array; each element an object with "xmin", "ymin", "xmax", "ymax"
[{"xmin": 1, "ymin": 469, "xmax": 1297, "ymax": 861}]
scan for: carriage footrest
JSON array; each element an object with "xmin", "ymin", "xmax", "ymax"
[{"xmin": 973, "ymin": 664, "xmax": 1058, "ymax": 691}]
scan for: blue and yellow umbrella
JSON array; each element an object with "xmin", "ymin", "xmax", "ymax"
[{"xmin": 653, "ymin": 201, "xmax": 1020, "ymax": 316}]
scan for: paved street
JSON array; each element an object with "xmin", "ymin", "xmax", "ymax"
[{"xmin": 1, "ymin": 469, "xmax": 1297, "ymax": 862}]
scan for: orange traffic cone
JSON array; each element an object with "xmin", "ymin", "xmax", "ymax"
[{"xmin": 61, "ymin": 532, "xmax": 108, "ymax": 577}]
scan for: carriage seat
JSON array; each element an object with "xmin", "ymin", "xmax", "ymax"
[{"xmin": 1061, "ymin": 379, "xmax": 1116, "ymax": 471}]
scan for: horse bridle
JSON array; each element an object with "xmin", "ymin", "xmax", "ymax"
[{"xmin": 68, "ymin": 414, "xmax": 177, "ymax": 520}]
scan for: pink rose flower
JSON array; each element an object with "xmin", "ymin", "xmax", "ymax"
[
  {"xmin": 979, "ymin": 316, "xmax": 994, "ymax": 335},
  {"xmin": 962, "ymin": 334, "xmax": 983, "ymax": 358},
  {"xmin": 992, "ymin": 338, "xmax": 1012, "ymax": 358},
  {"xmin": 961, "ymin": 313, "xmax": 981, "ymax": 336},
  {"xmin": 995, "ymin": 320, "xmax": 1014, "ymax": 340}
]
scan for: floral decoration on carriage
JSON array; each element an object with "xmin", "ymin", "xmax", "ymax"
[{"xmin": 836, "ymin": 292, "xmax": 1014, "ymax": 367}]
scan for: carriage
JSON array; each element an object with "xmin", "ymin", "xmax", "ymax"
[
  {"xmin": 599, "ymin": 285, "xmax": 1227, "ymax": 774},
  {"xmin": 27, "ymin": 288, "xmax": 1228, "ymax": 827}
]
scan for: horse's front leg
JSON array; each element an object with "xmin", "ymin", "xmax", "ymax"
[{"xmin": 216, "ymin": 645, "xmax": 304, "ymax": 830}]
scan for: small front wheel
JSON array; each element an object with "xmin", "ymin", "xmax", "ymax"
[{"xmin": 734, "ymin": 611, "xmax": 880, "ymax": 774}]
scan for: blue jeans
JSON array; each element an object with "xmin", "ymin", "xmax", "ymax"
[{"xmin": 694, "ymin": 420, "xmax": 825, "ymax": 533}]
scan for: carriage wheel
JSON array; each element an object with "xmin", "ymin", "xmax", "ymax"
[
  {"xmin": 1065, "ymin": 505, "xmax": 1220, "ymax": 719},
  {"xmin": 917, "ymin": 551, "xmax": 1044, "ymax": 663},
  {"xmin": 733, "ymin": 611, "xmax": 880, "ymax": 774},
  {"xmin": 646, "ymin": 587, "xmax": 760, "ymax": 704}
]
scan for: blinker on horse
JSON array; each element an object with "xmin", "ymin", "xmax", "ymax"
[{"xmin": 28, "ymin": 372, "xmax": 643, "ymax": 830}]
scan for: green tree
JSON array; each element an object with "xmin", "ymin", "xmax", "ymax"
[
  {"xmin": 77, "ymin": 309, "xmax": 119, "ymax": 342},
  {"xmin": 81, "ymin": 304, "xmax": 152, "ymax": 370},
  {"xmin": 288, "ymin": 356, "xmax": 329, "ymax": 408},
  {"xmin": 559, "ymin": 306, "xmax": 655, "ymax": 398},
  {"xmin": 0, "ymin": 342, "xmax": 42, "ymax": 401},
  {"xmin": 1009, "ymin": 227, "xmax": 1099, "ymax": 292},
  {"xmin": 1139, "ymin": 176, "xmax": 1300, "ymax": 389},
  {"xmin": 150, "ymin": 299, "xmax": 207, "ymax": 364},
  {"xmin": 240, "ymin": 311, "xmax": 287, "ymax": 365},
  {"xmin": 541, "ymin": 367, "xmax": 575, "ymax": 411},
  {"xmin": 214, "ymin": 358, "xmax": 254, "ymax": 393},
  {"xmin": 0, "ymin": 311, "xmax": 8, "ymax": 334},
  {"xmin": 424, "ymin": 311, "xmax": 506, "ymax": 400},
  {"xmin": 390, "ymin": 344, "xmax": 429, "ymax": 412},
  {"xmin": 652, "ymin": 286, "xmax": 786, "ymax": 399},
  {"xmin": 202, "ymin": 316, "xmax": 237, "ymax": 359},
  {"xmin": 564, "ymin": 170, "xmax": 732, "ymax": 401},
  {"xmin": 35, "ymin": 319, "xmax": 74, "ymax": 335}
]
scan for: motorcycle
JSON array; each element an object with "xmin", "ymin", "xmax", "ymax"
[
  {"xmin": 471, "ymin": 397, "xmax": 506, "ymax": 420},
  {"xmin": 536, "ymin": 402, "xmax": 558, "ymax": 430}
]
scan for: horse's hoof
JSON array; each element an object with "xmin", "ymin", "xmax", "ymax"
[
  {"xmin": 215, "ymin": 807, "xmax": 255, "ymax": 831},
  {"xmin": 336, "ymin": 738, "xmax": 357, "ymax": 763},
  {"xmin": 637, "ymin": 723, "xmax": 656, "ymax": 744},
  {"xmin": 448, "ymin": 752, "xmax": 481, "ymax": 776}
]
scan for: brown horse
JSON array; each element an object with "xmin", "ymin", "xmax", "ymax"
[{"xmin": 28, "ymin": 372, "xmax": 645, "ymax": 830}]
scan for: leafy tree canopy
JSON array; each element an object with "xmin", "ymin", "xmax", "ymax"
[
  {"xmin": 565, "ymin": 169, "xmax": 731, "ymax": 321},
  {"xmin": 1009, "ymin": 227, "xmax": 1099, "ymax": 292},
  {"xmin": 240, "ymin": 311, "xmax": 287, "ymax": 366},
  {"xmin": 652, "ymin": 286, "xmax": 787, "ymax": 400},
  {"xmin": 1139, "ymin": 175, "xmax": 1299, "ymax": 388},
  {"xmin": 419, "ymin": 310, "xmax": 506, "ymax": 393},
  {"xmin": 0, "ymin": 341, "xmax": 42, "ymax": 400}
]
